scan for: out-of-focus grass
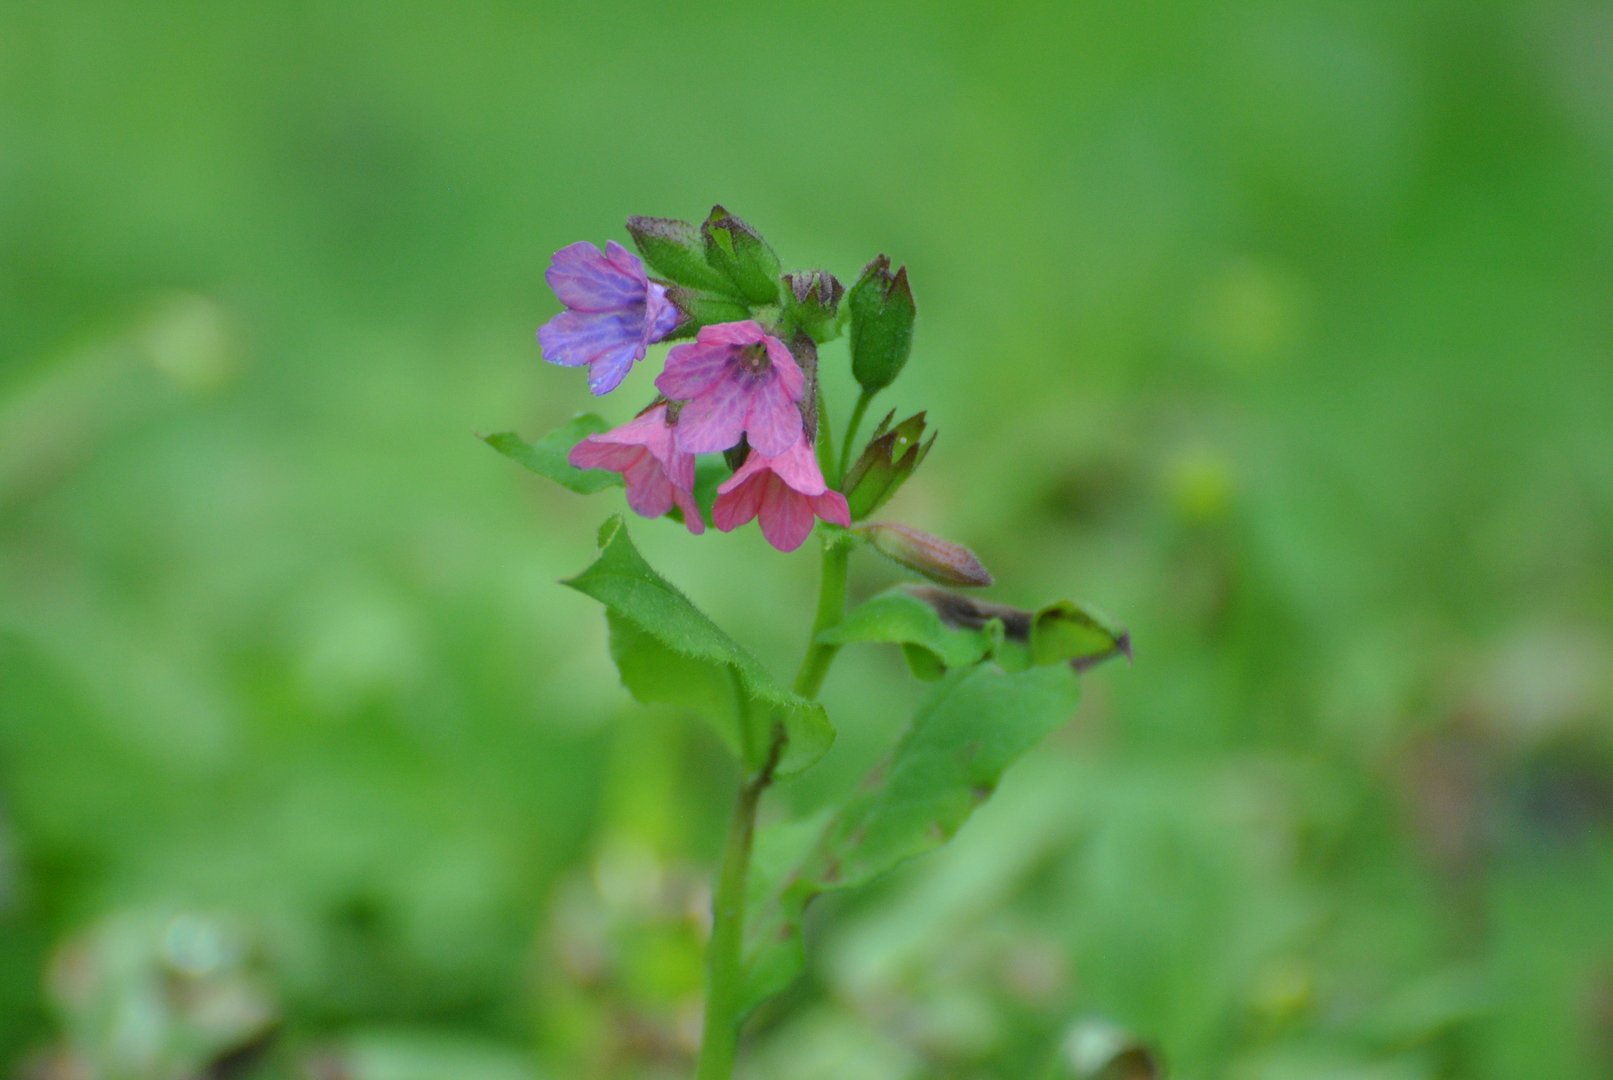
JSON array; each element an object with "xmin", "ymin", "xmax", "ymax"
[{"xmin": 2, "ymin": 1, "xmax": 1611, "ymax": 1077}]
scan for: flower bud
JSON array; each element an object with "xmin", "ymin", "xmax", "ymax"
[
  {"xmin": 701, "ymin": 205, "xmax": 782, "ymax": 305},
  {"xmin": 841, "ymin": 410, "xmax": 934, "ymax": 520},
  {"xmin": 781, "ymin": 269, "xmax": 844, "ymax": 343},
  {"xmin": 625, "ymin": 215, "xmax": 736, "ymax": 294},
  {"xmin": 663, "ymin": 284, "xmax": 752, "ymax": 333},
  {"xmin": 860, "ymin": 522, "xmax": 993, "ymax": 587},
  {"xmin": 847, "ymin": 255, "xmax": 916, "ymax": 392}
]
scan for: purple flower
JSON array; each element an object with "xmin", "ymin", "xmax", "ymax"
[
  {"xmin": 655, "ymin": 321, "xmax": 806, "ymax": 457},
  {"xmin": 566, "ymin": 403, "xmax": 705, "ymax": 533},
  {"xmin": 712, "ymin": 433, "xmax": 850, "ymax": 552},
  {"xmin": 538, "ymin": 241, "xmax": 682, "ymax": 396}
]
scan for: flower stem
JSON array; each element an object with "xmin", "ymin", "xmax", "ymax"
[
  {"xmin": 838, "ymin": 387, "xmax": 877, "ymax": 486},
  {"xmin": 693, "ymin": 535, "xmax": 851, "ymax": 1080}
]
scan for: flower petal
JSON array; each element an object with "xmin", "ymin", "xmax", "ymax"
[
  {"xmin": 762, "ymin": 335, "xmax": 806, "ymax": 401},
  {"xmin": 757, "ymin": 474, "xmax": 815, "ymax": 552},
  {"xmin": 713, "ymin": 473, "xmax": 766, "ymax": 532},
  {"xmin": 539, "ymin": 310, "xmax": 642, "ymax": 368},
  {"xmin": 765, "ymin": 437, "xmax": 829, "ymax": 495},
  {"xmin": 743, "ymin": 377, "xmax": 806, "ymax": 458},
  {"xmin": 568, "ymin": 438, "xmax": 644, "ymax": 473},
  {"xmin": 642, "ymin": 281, "xmax": 682, "ymax": 345},
  {"xmin": 546, "ymin": 241, "xmax": 644, "ymax": 312},
  {"xmin": 622, "ymin": 454, "xmax": 676, "ymax": 518},
  {"xmin": 809, "ymin": 490, "xmax": 851, "ymax": 528},
  {"xmin": 673, "ymin": 374, "xmax": 752, "ymax": 454},
  {"xmin": 672, "ymin": 484, "xmax": 707, "ymax": 535},
  {"xmin": 587, "ymin": 349, "xmax": 639, "ymax": 395},
  {"xmin": 656, "ymin": 340, "xmax": 734, "ymax": 400}
]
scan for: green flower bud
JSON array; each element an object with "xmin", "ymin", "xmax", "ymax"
[
  {"xmin": 781, "ymin": 269, "xmax": 845, "ymax": 343},
  {"xmin": 625, "ymin": 215, "xmax": 736, "ymax": 294},
  {"xmin": 841, "ymin": 410, "xmax": 934, "ymax": 520},
  {"xmin": 859, "ymin": 522, "xmax": 993, "ymax": 587},
  {"xmin": 701, "ymin": 205, "xmax": 782, "ymax": 305},
  {"xmin": 847, "ymin": 254, "xmax": 916, "ymax": 392},
  {"xmin": 663, "ymin": 284, "xmax": 752, "ymax": 333}
]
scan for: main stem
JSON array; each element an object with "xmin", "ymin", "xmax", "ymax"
[{"xmin": 694, "ymin": 537, "xmax": 852, "ymax": 1080}]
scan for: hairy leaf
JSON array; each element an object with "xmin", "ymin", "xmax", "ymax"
[
  {"xmin": 482, "ymin": 415, "xmax": 618, "ymax": 494},
  {"xmin": 817, "ymin": 589, "xmax": 1001, "ymax": 680},
  {"xmin": 740, "ymin": 663, "xmax": 1080, "ymax": 1011},
  {"xmin": 562, "ymin": 517, "xmax": 833, "ymax": 776}
]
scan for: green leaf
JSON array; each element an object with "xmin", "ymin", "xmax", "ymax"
[
  {"xmin": 818, "ymin": 589, "xmax": 1001, "ymax": 680},
  {"xmin": 1031, "ymin": 600, "xmax": 1132, "ymax": 670},
  {"xmin": 482, "ymin": 415, "xmax": 619, "ymax": 494},
  {"xmin": 562, "ymin": 517, "xmax": 833, "ymax": 776},
  {"xmin": 740, "ymin": 663, "xmax": 1081, "ymax": 1012}
]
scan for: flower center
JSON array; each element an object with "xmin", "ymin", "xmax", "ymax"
[{"xmin": 738, "ymin": 342, "xmax": 771, "ymax": 375}]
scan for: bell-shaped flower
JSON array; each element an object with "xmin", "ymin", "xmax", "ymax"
[
  {"xmin": 566, "ymin": 403, "xmax": 704, "ymax": 533},
  {"xmin": 655, "ymin": 321, "xmax": 805, "ymax": 457},
  {"xmin": 538, "ymin": 241, "xmax": 682, "ymax": 396},
  {"xmin": 712, "ymin": 435, "xmax": 849, "ymax": 552}
]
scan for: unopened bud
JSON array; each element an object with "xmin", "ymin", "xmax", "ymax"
[
  {"xmin": 781, "ymin": 269, "xmax": 844, "ymax": 343},
  {"xmin": 842, "ymin": 410, "xmax": 934, "ymax": 520},
  {"xmin": 625, "ymin": 215, "xmax": 736, "ymax": 293},
  {"xmin": 701, "ymin": 205, "xmax": 781, "ymax": 305},
  {"xmin": 861, "ymin": 522, "xmax": 993, "ymax": 587},
  {"xmin": 847, "ymin": 255, "xmax": 916, "ymax": 392}
]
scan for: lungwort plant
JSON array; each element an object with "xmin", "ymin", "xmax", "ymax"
[{"xmin": 487, "ymin": 206, "xmax": 1131, "ymax": 1078}]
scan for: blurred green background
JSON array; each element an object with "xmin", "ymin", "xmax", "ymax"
[{"xmin": 3, "ymin": 1, "xmax": 1612, "ymax": 1077}]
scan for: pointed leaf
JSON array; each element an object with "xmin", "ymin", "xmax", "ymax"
[
  {"xmin": 818, "ymin": 589, "xmax": 1001, "ymax": 680},
  {"xmin": 562, "ymin": 517, "xmax": 833, "ymax": 775},
  {"xmin": 740, "ymin": 663, "xmax": 1080, "ymax": 1011},
  {"xmin": 482, "ymin": 415, "xmax": 620, "ymax": 494}
]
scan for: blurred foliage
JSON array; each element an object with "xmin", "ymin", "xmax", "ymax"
[{"xmin": 3, "ymin": 0, "xmax": 1612, "ymax": 1077}]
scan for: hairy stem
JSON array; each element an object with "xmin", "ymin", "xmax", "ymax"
[{"xmin": 694, "ymin": 536, "xmax": 851, "ymax": 1079}]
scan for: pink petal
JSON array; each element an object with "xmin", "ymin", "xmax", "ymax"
[
  {"xmin": 757, "ymin": 475, "xmax": 815, "ymax": 552},
  {"xmin": 767, "ymin": 437, "xmax": 830, "ymax": 495},
  {"xmin": 673, "ymin": 375, "xmax": 752, "ymax": 454},
  {"xmin": 568, "ymin": 439, "xmax": 644, "ymax": 473},
  {"xmin": 713, "ymin": 473, "xmax": 767, "ymax": 532},
  {"xmin": 761, "ymin": 335, "xmax": 806, "ymax": 400},
  {"xmin": 699, "ymin": 320, "xmax": 768, "ymax": 347},
  {"xmin": 742, "ymin": 377, "xmax": 806, "ymax": 458},
  {"xmin": 546, "ymin": 242, "xmax": 644, "ymax": 312},
  {"xmin": 622, "ymin": 455, "xmax": 675, "ymax": 518},
  {"xmin": 656, "ymin": 340, "xmax": 734, "ymax": 400},
  {"xmin": 809, "ymin": 490, "xmax": 851, "ymax": 527},
  {"xmin": 672, "ymin": 484, "xmax": 706, "ymax": 535}
]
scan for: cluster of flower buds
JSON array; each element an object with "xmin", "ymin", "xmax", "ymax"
[{"xmin": 537, "ymin": 206, "xmax": 939, "ymax": 558}]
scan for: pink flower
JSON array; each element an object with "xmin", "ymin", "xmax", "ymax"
[
  {"xmin": 712, "ymin": 435, "xmax": 850, "ymax": 552},
  {"xmin": 538, "ymin": 241, "xmax": 682, "ymax": 396},
  {"xmin": 655, "ymin": 321, "xmax": 806, "ymax": 457},
  {"xmin": 566, "ymin": 404, "xmax": 704, "ymax": 533}
]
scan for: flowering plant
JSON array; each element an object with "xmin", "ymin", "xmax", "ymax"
[{"xmin": 487, "ymin": 206, "xmax": 1129, "ymax": 1078}]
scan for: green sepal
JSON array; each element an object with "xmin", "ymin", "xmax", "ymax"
[
  {"xmin": 842, "ymin": 411, "xmax": 935, "ymax": 520},
  {"xmin": 625, "ymin": 215, "xmax": 736, "ymax": 293},
  {"xmin": 562, "ymin": 517, "xmax": 834, "ymax": 776},
  {"xmin": 664, "ymin": 284, "xmax": 753, "ymax": 329},
  {"xmin": 481, "ymin": 415, "xmax": 620, "ymax": 494},
  {"xmin": 701, "ymin": 205, "xmax": 782, "ymax": 305},
  {"xmin": 781, "ymin": 269, "xmax": 844, "ymax": 344}
]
